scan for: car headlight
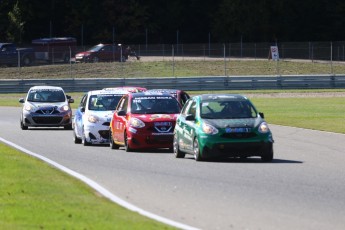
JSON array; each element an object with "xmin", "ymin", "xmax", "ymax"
[
  {"xmin": 24, "ymin": 104, "xmax": 32, "ymax": 111},
  {"xmin": 202, "ymin": 122, "xmax": 218, "ymax": 135},
  {"xmin": 88, "ymin": 115, "xmax": 99, "ymax": 123},
  {"xmin": 258, "ymin": 122, "xmax": 270, "ymax": 133},
  {"xmin": 129, "ymin": 118, "xmax": 145, "ymax": 128},
  {"xmin": 60, "ymin": 105, "xmax": 70, "ymax": 112}
]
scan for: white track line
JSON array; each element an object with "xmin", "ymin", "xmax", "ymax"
[{"xmin": 0, "ymin": 137, "xmax": 199, "ymax": 230}]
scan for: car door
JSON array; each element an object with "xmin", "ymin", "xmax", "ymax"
[
  {"xmin": 99, "ymin": 45, "xmax": 113, "ymax": 61},
  {"xmin": 74, "ymin": 94, "xmax": 87, "ymax": 137},
  {"xmin": 0, "ymin": 44, "xmax": 17, "ymax": 65},
  {"xmin": 182, "ymin": 99, "xmax": 198, "ymax": 152},
  {"xmin": 112, "ymin": 95, "xmax": 128, "ymax": 144},
  {"xmin": 176, "ymin": 99, "xmax": 194, "ymax": 152}
]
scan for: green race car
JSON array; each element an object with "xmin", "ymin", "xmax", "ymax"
[{"xmin": 173, "ymin": 94, "xmax": 274, "ymax": 161}]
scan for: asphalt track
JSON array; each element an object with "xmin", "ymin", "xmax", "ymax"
[{"xmin": 1, "ymin": 106, "xmax": 345, "ymax": 230}]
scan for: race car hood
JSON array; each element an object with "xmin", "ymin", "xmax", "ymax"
[
  {"xmin": 131, "ymin": 113, "xmax": 179, "ymax": 122},
  {"xmin": 203, "ymin": 117, "xmax": 263, "ymax": 128}
]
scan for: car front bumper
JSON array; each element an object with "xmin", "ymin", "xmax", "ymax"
[
  {"xmin": 83, "ymin": 122, "xmax": 111, "ymax": 144},
  {"xmin": 22, "ymin": 110, "xmax": 72, "ymax": 127},
  {"xmin": 127, "ymin": 131, "xmax": 174, "ymax": 149},
  {"xmin": 198, "ymin": 133, "xmax": 274, "ymax": 159}
]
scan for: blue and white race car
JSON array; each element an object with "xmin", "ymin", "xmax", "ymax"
[{"xmin": 73, "ymin": 88, "xmax": 131, "ymax": 145}]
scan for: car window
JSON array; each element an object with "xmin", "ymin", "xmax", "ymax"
[
  {"xmin": 180, "ymin": 92, "xmax": 190, "ymax": 106},
  {"xmin": 116, "ymin": 95, "xmax": 128, "ymax": 112},
  {"xmin": 27, "ymin": 89, "xmax": 65, "ymax": 103},
  {"xmin": 131, "ymin": 95, "xmax": 180, "ymax": 114},
  {"xmin": 181, "ymin": 99, "xmax": 193, "ymax": 115},
  {"xmin": 188, "ymin": 101, "xmax": 197, "ymax": 117},
  {"xmin": 88, "ymin": 94, "xmax": 122, "ymax": 111},
  {"xmin": 80, "ymin": 94, "xmax": 87, "ymax": 107},
  {"xmin": 201, "ymin": 100, "xmax": 257, "ymax": 119}
]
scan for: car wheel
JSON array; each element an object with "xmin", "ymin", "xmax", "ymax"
[
  {"xmin": 64, "ymin": 54, "xmax": 70, "ymax": 63},
  {"xmin": 261, "ymin": 145, "xmax": 274, "ymax": 162},
  {"xmin": 22, "ymin": 56, "xmax": 32, "ymax": 66},
  {"xmin": 124, "ymin": 132, "xmax": 132, "ymax": 152},
  {"xmin": 193, "ymin": 138, "xmax": 203, "ymax": 161},
  {"xmin": 109, "ymin": 129, "xmax": 119, "ymax": 149},
  {"xmin": 73, "ymin": 131, "xmax": 82, "ymax": 144},
  {"xmin": 92, "ymin": 56, "xmax": 99, "ymax": 63},
  {"xmin": 20, "ymin": 118, "xmax": 28, "ymax": 130},
  {"xmin": 173, "ymin": 134, "xmax": 185, "ymax": 158},
  {"xmin": 82, "ymin": 127, "xmax": 91, "ymax": 146},
  {"xmin": 64, "ymin": 124, "xmax": 73, "ymax": 130}
]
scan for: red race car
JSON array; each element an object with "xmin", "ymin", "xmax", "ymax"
[{"xmin": 109, "ymin": 92, "xmax": 181, "ymax": 151}]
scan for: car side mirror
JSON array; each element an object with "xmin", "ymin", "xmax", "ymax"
[
  {"xmin": 80, "ymin": 107, "xmax": 85, "ymax": 113},
  {"xmin": 68, "ymin": 98, "xmax": 74, "ymax": 103},
  {"xmin": 117, "ymin": 110, "xmax": 126, "ymax": 116},
  {"xmin": 66, "ymin": 95, "xmax": 71, "ymax": 99},
  {"xmin": 19, "ymin": 98, "xmax": 25, "ymax": 103},
  {"xmin": 259, "ymin": 112, "xmax": 264, "ymax": 118},
  {"xmin": 185, "ymin": 114, "xmax": 195, "ymax": 121}
]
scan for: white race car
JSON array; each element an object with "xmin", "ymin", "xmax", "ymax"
[{"xmin": 73, "ymin": 88, "xmax": 131, "ymax": 145}]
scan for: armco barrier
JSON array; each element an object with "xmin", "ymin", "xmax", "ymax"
[{"xmin": 1, "ymin": 75, "xmax": 345, "ymax": 93}]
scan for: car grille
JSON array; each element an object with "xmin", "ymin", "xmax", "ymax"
[
  {"xmin": 35, "ymin": 107, "xmax": 60, "ymax": 115},
  {"xmin": 221, "ymin": 132, "xmax": 257, "ymax": 139},
  {"xmin": 32, "ymin": 116, "xmax": 63, "ymax": 124},
  {"xmin": 147, "ymin": 134, "xmax": 173, "ymax": 143},
  {"xmin": 99, "ymin": 130, "xmax": 109, "ymax": 139}
]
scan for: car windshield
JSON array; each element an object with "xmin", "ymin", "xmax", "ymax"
[
  {"xmin": 88, "ymin": 94, "xmax": 122, "ymax": 111},
  {"xmin": 131, "ymin": 95, "xmax": 181, "ymax": 114},
  {"xmin": 88, "ymin": 44, "xmax": 103, "ymax": 52},
  {"xmin": 27, "ymin": 89, "xmax": 66, "ymax": 102},
  {"xmin": 200, "ymin": 100, "xmax": 258, "ymax": 119}
]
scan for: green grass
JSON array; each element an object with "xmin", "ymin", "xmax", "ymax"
[
  {"xmin": 0, "ymin": 143, "xmax": 176, "ymax": 230},
  {"xmin": 251, "ymin": 97, "xmax": 345, "ymax": 133},
  {"xmin": 1, "ymin": 59, "xmax": 345, "ymax": 79}
]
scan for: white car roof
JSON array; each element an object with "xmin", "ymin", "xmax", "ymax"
[
  {"xmin": 29, "ymin": 85, "xmax": 64, "ymax": 91},
  {"xmin": 88, "ymin": 89, "xmax": 130, "ymax": 96}
]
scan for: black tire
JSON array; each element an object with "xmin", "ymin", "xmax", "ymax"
[
  {"xmin": 22, "ymin": 56, "xmax": 32, "ymax": 66},
  {"xmin": 124, "ymin": 132, "xmax": 132, "ymax": 152},
  {"xmin": 92, "ymin": 56, "xmax": 99, "ymax": 63},
  {"xmin": 261, "ymin": 145, "xmax": 274, "ymax": 162},
  {"xmin": 64, "ymin": 124, "xmax": 73, "ymax": 130},
  {"xmin": 82, "ymin": 127, "xmax": 91, "ymax": 146},
  {"xmin": 109, "ymin": 129, "xmax": 119, "ymax": 149},
  {"xmin": 173, "ymin": 134, "xmax": 185, "ymax": 158},
  {"xmin": 193, "ymin": 138, "xmax": 203, "ymax": 161},
  {"xmin": 73, "ymin": 131, "xmax": 82, "ymax": 144},
  {"xmin": 20, "ymin": 119, "xmax": 28, "ymax": 130},
  {"xmin": 64, "ymin": 54, "xmax": 70, "ymax": 63}
]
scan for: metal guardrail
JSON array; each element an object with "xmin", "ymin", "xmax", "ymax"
[{"xmin": 1, "ymin": 75, "xmax": 345, "ymax": 93}]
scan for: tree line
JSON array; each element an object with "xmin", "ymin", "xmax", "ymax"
[{"xmin": 1, "ymin": 0, "xmax": 345, "ymax": 45}]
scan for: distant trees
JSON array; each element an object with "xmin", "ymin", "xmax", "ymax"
[
  {"xmin": 7, "ymin": 1, "xmax": 25, "ymax": 43},
  {"xmin": 1, "ymin": 0, "xmax": 345, "ymax": 45}
]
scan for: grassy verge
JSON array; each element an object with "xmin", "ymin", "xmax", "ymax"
[
  {"xmin": 1, "ymin": 59, "xmax": 345, "ymax": 79},
  {"xmin": 3, "ymin": 89, "xmax": 345, "ymax": 134},
  {"xmin": 0, "ymin": 143, "xmax": 176, "ymax": 230},
  {"xmin": 251, "ymin": 97, "xmax": 345, "ymax": 134}
]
